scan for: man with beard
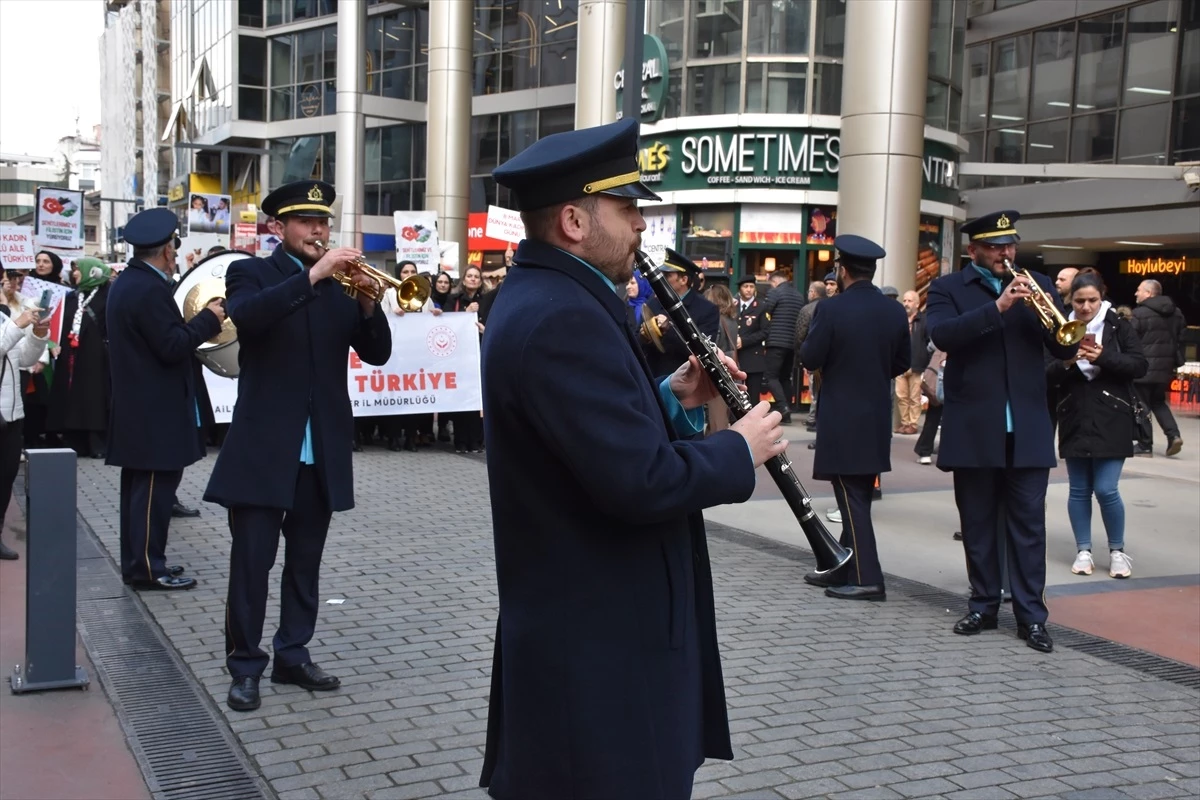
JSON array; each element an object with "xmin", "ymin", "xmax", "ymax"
[
  {"xmin": 204, "ymin": 181, "xmax": 392, "ymax": 711},
  {"xmin": 479, "ymin": 118, "xmax": 787, "ymax": 800},
  {"xmin": 926, "ymin": 210, "xmax": 1077, "ymax": 654}
]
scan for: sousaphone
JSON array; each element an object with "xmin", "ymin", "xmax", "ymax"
[{"xmin": 174, "ymin": 250, "xmax": 250, "ymax": 378}]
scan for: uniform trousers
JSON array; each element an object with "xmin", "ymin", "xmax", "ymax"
[
  {"xmin": 952, "ymin": 436, "xmax": 1049, "ymax": 624},
  {"xmin": 826, "ymin": 474, "xmax": 882, "ymax": 587},
  {"xmin": 119, "ymin": 467, "xmax": 183, "ymax": 582},
  {"xmin": 224, "ymin": 465, "xmax": 333, "ymax": 678}
]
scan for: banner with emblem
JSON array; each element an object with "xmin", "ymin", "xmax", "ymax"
[{"xmin": 201, "ymin": 311, "xmax": 482, "ymax": 423}]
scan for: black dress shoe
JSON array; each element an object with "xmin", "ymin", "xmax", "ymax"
[
  {"xmin": 171, "ymin": 502, "xmax": 200, "ymax": 518},
  {"xmin": 0, "ymin": 540, "xmax": 18, "ymax": 560},
  {"xmin": 125, "ymin": 566, "xmax": 185, "ymax": 584},
  {"xmin": 825, "ymin": 584, "xmax": 886, "ymax": 601},
  {"xmin": 807, "ymin": 442, "xmax": 816, "ymax": 450},
  {"xmin": 270, "ymin": 662, "xmax": 340, "ymax": 691},
  {"xmin": 130, "ymin": 574, "xmax": 197, "ymax": 591},
  {"xmin": 803, "ymin": 570, "xmax": 845, "ymax": 588},
  {"xmin": 1018, "ymin": 623, "xmax": 1054, "ymax": 653},
  {"xmin": 228, "ymin": 676, "xmax": 261, "ymax": 711},
  {"xmin": 953, "ymin": 611, "xmax": 998, "ymax": 635},
  {"xmin": 403, "ymin": 442, "xmax": 418, "ymax": 452}
]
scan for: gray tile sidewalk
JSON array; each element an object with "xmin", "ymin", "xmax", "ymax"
[{"xmin": 74, "ymin": 449, "xmax": 1200, "ymax": 800}]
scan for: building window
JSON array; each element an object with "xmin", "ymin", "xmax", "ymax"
[
  {"xmin": 362, "ymin": 124, "xmax": 426, "ymax": 216},
  {"xmin": 85, "ymin": 225, "xmax": 98, "ymax": 243},
  {"xmin": 745, "ymin": 63, "xmax": 806, "ymax": 114},
  {"xmin": 964, "ymin": 1, "xmax": 1196, "ymax": 171},
  {"xmin": 927, "ymin": 0, "xmax": 966, "ymax": 132},
  {"xmin": 689, "ymin": 63, "xmax": 741, "ymax": 116},
  {"xmin": 813, "ymin": 62, "xmax": 842, "ymax": 116},
  {"xmin": 473, "ymin": 0, "xmax": 578, "ymax": 95},
  {"xmin": 268, "ymin": 25, "xmax": 336, "ymax": 120},
  {"xmin": 265, "ymin": 0, "xmax": 336, "ymax": 27},
  {"xmin": 268, "ymin": 133, "xmax": 335, "ymax": 188},
  {"xmin": 746, "ymin": 0, "xmax": 811, "ymax": 56},
  {"xmin": 367, "ymin": 7, "xmax": 428, "ymax": 102}
]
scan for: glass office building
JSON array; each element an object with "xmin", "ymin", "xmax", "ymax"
[{"xmin": 962, "ymin": 0, "xmax": 1200, "ymax": 326}]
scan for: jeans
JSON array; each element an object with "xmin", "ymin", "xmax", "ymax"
[{"xmin": 1065, "ymin": 457, "xmax": 1126, "ymax": 552}]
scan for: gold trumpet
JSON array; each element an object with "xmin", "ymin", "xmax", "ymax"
[
  {"xmin": 1002, "ymin": 258, "xmax": 1085, "ymax": 346},
  {"xmin": 313, "ymin": 241, "xmax": 431, "ymax": 311}
]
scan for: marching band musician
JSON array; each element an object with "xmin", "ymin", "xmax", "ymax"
[
  {"xmin": 926, "ymin": 210, "xmax": 1078, "ymax": 653},
  {"xmin": 799, "ymin": 235, "xmax": 910, "ymax": 602},
  {"xmin": 479, "ymin": 118, "xmax": 786, "ymax": 800},
  {"xmin": 638, "ymin": 248, "xmax": 720, "ymax": 379},
  {"xmin": 106, "ymin": 208, "xmax": 225, "ymax": 591},
  {"xmin": 204, "ymin": 181, "xmax": 392, "ymax": 711}
]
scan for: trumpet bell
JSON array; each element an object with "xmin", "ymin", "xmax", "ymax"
[
  {"xmin": 1057, "ymin": 319, "xmax": 1086, "ymax": 346},
  {"xmin": 396, "ymin": 274, "xmax": 432, "ymax": 312}
]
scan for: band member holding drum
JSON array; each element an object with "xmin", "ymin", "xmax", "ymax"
[
  {"xmin": 204, "ymin": 181, "xmax": 391, "ymax": 712},
  {"xmin": 106, "ymin": 208, "xmax": 225, "ymax": 591},
  {"xmin": 926, "ymin": 210, "xmax": 1078, "ymax": 654},
  {"xmin": 480, "ymin": 118, "xmax": 786, "ymax": 800}
]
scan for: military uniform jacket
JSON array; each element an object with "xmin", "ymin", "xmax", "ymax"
[
  {"xmin": 479, "ymin": 239, "xmax": 756, "ymax": 800},
  {"xmin": 799, "ymin": 281, "xmax": 910, "ymax": 478},
  {"xmin": 926, "ymin": 266, "xmax": 1078, "ymax": 470},
  {"xmin": 203, "ymin": 247, "xmax": 391, "ymax": 512},
  {"xmin": 736, "ymin": 296, "xmax": 767, "ymax": 373},
  {"xmin": 643, "ymin": 288, "xmax": 720, "ymax": 377},
  {"xmin": 106, "ymin": 260, "xmax": 222, "ymax": 471}
]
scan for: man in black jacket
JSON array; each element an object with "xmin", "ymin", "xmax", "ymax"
[
  {"xmin": 761, "ymin": 273, "xmax": 805, "ymax": 422},
  {"xmin": 1131, "ymin": 279, "xmax": 1184, "ymax": 457},
  {"xmin": 107, "ymin": 208, "xmax": 225, "ymax": 591},
  {"xmin": 205, "ymin": 181, "xmax": 392, "ymax": 712}
]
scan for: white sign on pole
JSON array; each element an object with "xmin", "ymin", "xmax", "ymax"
[
  {"xmin": 394, "ymin": 210, "xmax": 440, "ymax": 273},
  {"xmin": 484, "ymin": 205, "xmax": 525, "ymax": 244},
  {"xmin": 202, "ymin": 311, "xmax": 482, "ymax": 423},
  {"xmin": 34, "ymin": 187, "xmax": 85, "ymax": 251},
  {"xmin": 0, "ymin": 226, "xmax": 37, "ymax": 269}
]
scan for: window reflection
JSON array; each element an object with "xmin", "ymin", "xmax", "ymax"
[
  {"xmin": 1076, "ymin": 12, "xmax": 1124, "ymax": 111},
  {"xmin": 1118, "ymin": 103, "xmax": 1170, "ymax": 164},
  {"xmin": 745, "ymin": 63, "xmax": 807, "ymax": 114},
  {"xmin": 1030, "ymin": 26, "xmax": 1074, "ymax": 120},
  {"xmin": 929, "ymin": 0, "xmax": 952, "ymax": 81},
  {"xmin": 1071, "ymin": 111, "xmax": 1116, "ymax": 163},
  {"xmin": 691, "ymin": 0, "xmax": 743, "ymax": 58},
  {"xmin": 689, "ymin": 63, "xmax": 741, "ymax": 116},
  {"xmin": 813, "ymin": 62, "xmax": 842, "ymax": 116},
  {"xmin": 746, "ymin": 0, "xmax": 811, "ymax": 56},
  {"xmin": 1173, "ymin": 97, "xmax": 1200, "ymax": 162},
  {"xmin": 965, "ymin": 45, "xmax": 989, "ymax": 131},
  {"xmin": 990, "ymin": 36, "xmax": 1031, "ymax": 123},
  {"xmin": 1026, "ymin": 118, "xmax": 1068, "ymax": 163},
  {"xmin": 814, "ymin": 0, "xmax": 846, "ymax": 58},
  {"xmin": 1123, "ymin": 1, "xmax": 1177, "ymax": 105}
]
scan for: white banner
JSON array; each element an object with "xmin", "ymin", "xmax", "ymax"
[
  {"xmin": 485, "ymin": 205, "xmax": 525, "ymax": 244},
  {"xmin": 202, "ymin": 312, "xmax": 482, "ymax": 423},
  {"xmin": 34, "ymin": 188, "xmax": 85, "ymax": 250},
  {"xmin": 20, "ymin": 275, "xmax": 71, "ymax": 313},
  {"xmin": 394, "ymin": 210, "xmax": 439, "ymax": 273},
  {"xmin": 0, "ymin": 226, "xmax": 36, "ymax": 269}
]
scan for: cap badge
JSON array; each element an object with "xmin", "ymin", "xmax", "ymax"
[
  {"xmin": 307, "ymin": 184, "xmax": 324, "ymax": 202},
  {"xmin": 996, "ymin": 213, "xmax": 1010, "ymax": 229}
]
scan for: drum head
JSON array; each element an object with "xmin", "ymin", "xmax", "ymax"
[{"xmin": 175, "ymin": 250, "xmax": 250, "ymax": 347}]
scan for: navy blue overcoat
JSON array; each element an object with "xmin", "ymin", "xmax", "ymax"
[
  {"xmin": 799, "ymin": 281, "xmax": 910, "ymax": 478},
  {"xmin": 926, "ymin": 265, "xmax": 1078, "ymax": 469},
  {"xmin": 478, "ymin": 239, "xmax": 756, "ymax": 800},
  {"xmin": 204, "ymin": 247, "xmax": 391, "ymax": 511},
  {"xmin": 106, "ymin": 259, "xmax": 222, "ymax": 471},
  {"xmin": 643, "ymin": 287, "xmax": 721, "ymax": 377}
]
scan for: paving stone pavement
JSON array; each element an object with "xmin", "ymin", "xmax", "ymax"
[{"xmin": 75, "ymin": 449, "xmax": 1200, "ymax": 800}]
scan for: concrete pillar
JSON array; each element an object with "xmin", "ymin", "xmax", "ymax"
[
  {"xmin": 836, "ymin": 0, "xmax": 931, "ymax": 293},
  {"xmin": 335, "ymin": 0, "xmax": 367, "ymax": 249},
  {"xmin": 425, "ymin": 0, "xmax": 472, "ymax": 249},
  {"xmin": 576, "ymin": 0, "xmax": 626, "ymax": 128}
]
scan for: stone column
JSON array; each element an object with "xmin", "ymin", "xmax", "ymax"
[
  {"xmin": 576, "ymin": 0, "xmax": 626, "ymax": 128},
  {"xmin": 335, "ymin": 0, "xmax": 367, "ymax": 249},
  {"xmin": 836, "ymin": 0, "xmax": 931, "ymax": 293},
  {"xmin": 425, "ymin": 0, "xmax": 472, "ymax": 249}
]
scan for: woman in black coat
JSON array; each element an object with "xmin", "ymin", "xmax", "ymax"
[
  {"xmin": 47, "ymin": 258, "xmax": 112, "ymax": 458},
  {"xmin": 444, "ymin": 266, "xmax": 485, "ymax": 453},
  {"xmin": 1047, "ymin": 271, "xmax": 1147, "ymax": 580}
]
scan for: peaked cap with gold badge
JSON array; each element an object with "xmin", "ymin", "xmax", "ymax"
[
  {"xmin": 262, "ymin": 180, "xmax": 336, "ymax": 219},
  {"xmin": 492, "ymin": 118, "xmax": 661, "ymax": 211},
  {"xmin": 961, "ymin": 210, "xmax": 1021, "ymax": 246}
]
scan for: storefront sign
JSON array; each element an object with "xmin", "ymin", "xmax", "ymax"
[
  {"xmin": 638, "ymin": 127, "xmax": 961, "ymax": 204},
  {"xmin": 1119, "ymin": 256, "xmax": 1200, "ymax": 276},
  {"xmin": 299, "ymin": 85, "xmax": 322, "ymax": 117},
  {"xmin": 614, "ymin": 35, "xmax": 670, "ymax": 124},
  {"xmin": 468, "ymin": 212, "xmax": 514, "ymax": 252}
]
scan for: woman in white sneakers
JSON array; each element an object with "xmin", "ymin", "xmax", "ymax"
[{"xmin": 1047, "ymin": 270, "xmax": 1147, "ymax": 579}]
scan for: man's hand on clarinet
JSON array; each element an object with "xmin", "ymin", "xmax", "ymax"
[
  {"xmin": 731, "ymin": 401, "xmax": 788, "ymax": 467},
  {"xmin": 670, "ymin": 352, "xmax": 744, "ymax": 409}
]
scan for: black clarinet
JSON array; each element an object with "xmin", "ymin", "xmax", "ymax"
[{"xmin": 635, "ymin": 250, "xmax": 852, "ymax": 574}]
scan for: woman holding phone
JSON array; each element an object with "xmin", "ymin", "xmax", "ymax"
[
  {"xmin": 1046, "ymin": 270, "xmax": 1148, "ymax": 579},
  {"xmin": 0, "ymin": 305, "xmax": 52, "ymax": 559}
]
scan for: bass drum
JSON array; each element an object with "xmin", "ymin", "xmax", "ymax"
[{"xmin": 174, "ymin": 249, "xmax": 251, "ymax": 379}]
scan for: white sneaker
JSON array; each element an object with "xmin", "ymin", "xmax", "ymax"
[
  {"xmin": 918, "ymin": 456, "xmax": 932, "ymax": 465},
  {"xmin": 1109, "ymin": 550, "xmax": 1132, "ymax": 579},
  {"xmin": 826, "ymin": 509, "xmax": 842, "ymax": 524},
  {"xmin": 1071, "ymin": 550, "xmax": 1094, "ymax": 575}
]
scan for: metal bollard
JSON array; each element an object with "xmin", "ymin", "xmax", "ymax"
[{"xmin": 10, "ymin": 449, "xmax": 89, "ymax": 693}]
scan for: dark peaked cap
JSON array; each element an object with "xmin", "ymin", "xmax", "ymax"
[
  {"xmin": 492, "ymin": 118, "xmax": 661, "ymax": 211},
  {"xmin": 123, "ymin": 207, "xmax": 180, "ymax": 249},
  {"xmin": 961, "ymin": 209, "xmax": 1021, "ymax": 245}
]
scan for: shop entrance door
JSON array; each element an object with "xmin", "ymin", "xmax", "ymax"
[{"xmin": 740, "ymin": 249, "xmax": 800, "ymax": 284}]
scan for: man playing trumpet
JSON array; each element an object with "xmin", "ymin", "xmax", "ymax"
[{"xmin": 205, "ymin": 180, "xmax": 392, "ymax": 711}]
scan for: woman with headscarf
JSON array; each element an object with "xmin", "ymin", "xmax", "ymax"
[
  {"xmin": 47, "ymin": 258, "xmax": 112, "ymax": 459},
  {"xmin": 33, "ymin": 250, "xmax": 65, "ymax": 284},
  {"xmin": 429, "ymin": 271, "xmax": 455, "ymax": 443},
  {"xmin": 624, "ymin": 272, "xmax": 653, "ymax": 331}
]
